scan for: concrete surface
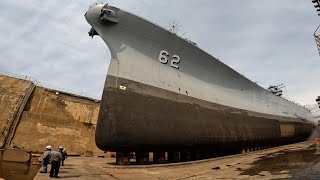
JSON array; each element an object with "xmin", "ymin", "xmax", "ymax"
[
  {"xmin": 1, "ymin": 149, "xmax": 31, "ymax": 163},
  {"xmin": 11, "ymin": 86, "xmax": 103, "ymax": 154},
  {"xmin": 0, "ymin": 148, "xmax": 38, "ymax": 180},
  {"xmin": 34, "ymin": 141, "xmax": 320, "ymax": 179},
  {"xmin": 0, "ymin": 74, "xmax": 104, "ymax": 155},
  {"xmin": 0, "ymin": 161, "xmax": 39, "ymax": 180},
  {"xmin": 0, "ymin": 75, "xmax": 34, "ymax": 148}
]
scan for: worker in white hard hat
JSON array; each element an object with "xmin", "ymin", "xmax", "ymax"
[
  {"xmin": 39, "ymin": 145, "xmax": 52, "ymax": 173},
  {"xmin": 49, "ymin": 146, "xmax": 63, "ymax": 178}
]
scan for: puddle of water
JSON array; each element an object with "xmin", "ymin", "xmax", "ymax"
[{"xmin": 239, "ymin": 146, "xmax": 320, "ymax": 178}]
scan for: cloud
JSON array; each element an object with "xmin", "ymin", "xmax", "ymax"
[
  {"xmin": 0, "ymin": 0, "xmax": 319, "ymax": 105},
  {"xmin": 0, "ymin": 0, "xmax": 108, "ymax": 98}
]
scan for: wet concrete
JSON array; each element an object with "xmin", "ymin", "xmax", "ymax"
[{"xmin": 239, "ymin": 144, "xmax": 320, "ymax": 178}]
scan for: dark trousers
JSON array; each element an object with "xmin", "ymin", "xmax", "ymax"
[{"xmin": 49, "ymin": 161, "xmax": 61, "ymax": 177}]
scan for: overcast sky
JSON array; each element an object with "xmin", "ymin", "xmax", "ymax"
[{"xmin": 1, "ymin": 0, "xmax": 320, "ymax": 108}]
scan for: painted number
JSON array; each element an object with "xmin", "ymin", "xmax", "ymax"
[
  {"xmin": 159, "ymin": 50, "xmax": 169, "ymax": 64},
  {"xmin": 158, "ymin": 50, "xmax": 180, "ymax": 69},
  {"xmin": 171, "ymin": 55, "xmax": 180, "ymax": 69}
]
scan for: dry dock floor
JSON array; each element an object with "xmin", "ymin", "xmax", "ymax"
[{"xmin": 34, "ymin": 141, "xmax": 320, "ymax": 179}]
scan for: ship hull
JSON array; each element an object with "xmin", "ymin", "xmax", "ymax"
[
  {"xmin": 85, "ymin": 4, "xmax": 315, "ymax": 152},
  {"xmin": 96, "ymin": 75, "xmax": 313, "ymax": 152}
]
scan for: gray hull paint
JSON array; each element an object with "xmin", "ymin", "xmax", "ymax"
[{"xmin": 85, "ymin": 4, "xmax": 314, "ymax": 152}]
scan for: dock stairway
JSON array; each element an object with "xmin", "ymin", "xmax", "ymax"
[{"xmin": 0, "ymin": 75, "xmax": 35, "ymax": 149}]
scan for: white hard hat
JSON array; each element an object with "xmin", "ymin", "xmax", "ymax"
[
  {"xmin": 46, "ymin": 145, "xmax": 52, "ymax": 150},
  {"xmin": 58, "ymin": 146, "xmax": 63, "ymax": 149}
]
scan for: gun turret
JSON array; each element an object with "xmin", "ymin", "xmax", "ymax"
[{"xmin": 268, "ymin": 84, "xmax": 285, "ymax": 96}]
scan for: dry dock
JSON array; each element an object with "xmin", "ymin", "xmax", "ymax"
[
  {"xmin": 0, "ymin": 74, "xmax": 103, "ymax": 155},
  {"xmin": 33, "ymin": 141, "xmax": 320, "ymax": 179}
]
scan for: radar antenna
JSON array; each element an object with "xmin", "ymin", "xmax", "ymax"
[
  {"xmin": 169, "ymin": 21, "xmax": 182, "ymax": 35},
  {"xmin": 312, "ymin": 0, "xmax": 320, "ymax": 16},
  {"xmin": 314, "ymin": 25, "xmax": 320, "ymax": 56},
  {"xmin": 168, "ymin": 21, "xmax": 197, "ymax": 46},
  {"xmin": 311, "ymin": 1, "xmax": 320, "ymax": 55}
]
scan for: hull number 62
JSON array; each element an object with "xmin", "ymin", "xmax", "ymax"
[{"xmin": 158, "ymin": 50, "xmax": 180, "ymax": 69}]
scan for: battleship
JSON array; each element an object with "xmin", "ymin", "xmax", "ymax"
[{"xmin": 85, "ymin": 4, "xmax": 315, "ymax": 154}]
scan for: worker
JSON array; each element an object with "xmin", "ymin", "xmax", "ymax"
[
  {"xmin": 39, "ymin": 145, "xmax": 52, "ymax": 173},
  {"xmin": 61, "ymin": 148, "xmax": 68, "ymax": 166},
  {"xmin": 49, "ymin": 146, "xmax": 63, "ymax": 178}
]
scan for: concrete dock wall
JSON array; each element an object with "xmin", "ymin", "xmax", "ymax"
[
  {"xmin": 0, "ymin": 75, "xmax": 34, "ymax": 148},
  {"xmin": 0, "ymin": 75, "xmax": 104, "ymax": 155}
]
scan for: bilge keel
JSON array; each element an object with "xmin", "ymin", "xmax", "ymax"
[{"xmin": 85, "ymin": 4, "xmax": 315, "ymax": 154}]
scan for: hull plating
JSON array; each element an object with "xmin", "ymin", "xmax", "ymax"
[{"xmin": 96, "ymin": 75, "xmax": 313, "ymax": 152}]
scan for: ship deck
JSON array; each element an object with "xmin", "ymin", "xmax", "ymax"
[{"xmin": 33, "ymin": 141, "xmax": 320, "ymax": 179}]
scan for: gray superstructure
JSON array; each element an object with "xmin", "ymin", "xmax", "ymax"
[{"xmin": 85, "ymin": 4, "xmax": 315, "ymax": 153}]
